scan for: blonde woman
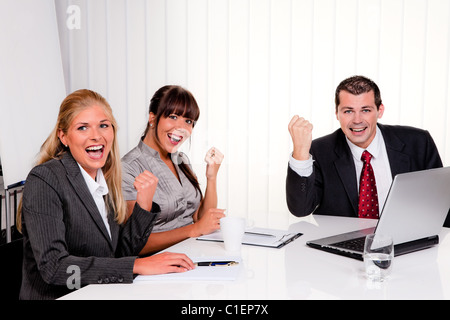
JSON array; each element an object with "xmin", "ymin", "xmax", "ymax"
[{"xmin": 18, "ymin": 89, "xmax": 193, "ymax": 300}]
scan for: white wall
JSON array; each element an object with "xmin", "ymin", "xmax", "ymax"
[
  {"xmin": 55, "ymin": 0, "xmax": 450, "ymax": 228},
  {"xmin": 0, "ymin": 0, "xmax": 66, "ymax": 239},
  {"xmin": 0, "ymin": 0, "xmax": 66, "ymax": 187}
]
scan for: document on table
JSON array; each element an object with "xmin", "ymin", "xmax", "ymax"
[
  {"xmin": 133, "ymin": 256, "xmax": 242, "ymax": 282},
  {"xmin": 197, "ymin": 227, "xmax": 302, "ymax": 248}
]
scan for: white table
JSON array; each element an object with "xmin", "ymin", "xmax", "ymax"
[{"xmin": 60, "ymin": 215, "xmax": 450, "ymax": 300}]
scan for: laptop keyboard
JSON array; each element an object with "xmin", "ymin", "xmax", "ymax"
[{"xmin": 330, "ymin": 236, "xmax": 366, "ymax": 252}]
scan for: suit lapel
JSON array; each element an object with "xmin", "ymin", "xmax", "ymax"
[
  {"xmin": 333, "ymin": 131, "xmax": 359, "ymax": 214},
  {"xmin": 330, "ymin": 125, "xmax": 412, "ymax": 215},
  {"xmin": 61, "ymin": 153, "xmax": 114, "ymax": 249},
  {"xmin": 107, "ymin": 205, "xmax": 119, "ymax": 250},
  {"xmin": 378, "ymin": 124, "xmax": 411, "ymax": 177}
]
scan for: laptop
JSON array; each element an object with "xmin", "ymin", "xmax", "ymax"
[{"xmin": 306, "ymin": 166, "xmax": 450, "ymax": 260}]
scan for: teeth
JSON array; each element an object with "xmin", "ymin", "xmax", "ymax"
[
  {"xmin": 86, "ymin": 145, "xmax": 103, "ymax": 151},
  {"xmin": 352, "ymin": 128, "xmax": 365, "ymax": 132},
  {"xmin": 169, "ymin": 134, "xmax": 182, "ymax": 142}
]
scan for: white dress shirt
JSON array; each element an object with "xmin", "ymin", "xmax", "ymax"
[
  {"xmin": 78, "ymin": 164, "xmax": 111, "ymax": 239},
  {"xmin": 346, "ymin": 126, "xmax": 392, "ymax": 209},
  {"xmin": 289, "ymin": 126, "xmax": 393, "ymax": 210}
]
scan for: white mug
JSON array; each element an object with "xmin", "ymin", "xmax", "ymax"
[{"xmin": 220, "ymin": 216, "xmax": 246, "ymax": 252}]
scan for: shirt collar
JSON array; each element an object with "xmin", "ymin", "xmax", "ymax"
[
  {"xmin": 138, "ymin": 139, "xmax": 183, "ymax": 163},
  {"xmin": 77, "ymin": 164, "xmax": 109, "ymax": 197},
  {"xmin": 346, "ymin": 125, "xmax": 383, "ymax": 161},
  {"xmin": 138, "ymin": 139, "xmax": 160, "ymax": 158}
]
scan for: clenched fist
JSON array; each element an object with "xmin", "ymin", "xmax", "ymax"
[
  {"xmin": 288, "ymin": 115, "xmax": 313, "ymax": 161},
  {"xmin": 133, "ymin": 170, "xmax": 158, "ymax": 212},
  {"xmin": 204, "ymin": 147, "xmax": 224, "ymax": 180}
]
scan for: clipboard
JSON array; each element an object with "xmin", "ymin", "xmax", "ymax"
[{"xmin": 197, "ymin": 227, "xmax": 302, "ymax": 249}]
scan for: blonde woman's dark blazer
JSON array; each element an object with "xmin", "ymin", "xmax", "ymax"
[{"xmin": 20, "ymin": 152, "xmax": 159, "ymax": 300}]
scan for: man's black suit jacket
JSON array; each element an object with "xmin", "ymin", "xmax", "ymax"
[{"xmin": 286, "ymin": 123, "xmax": 450, "ymax": 227}]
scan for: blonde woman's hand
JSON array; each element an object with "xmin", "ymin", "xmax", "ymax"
[
  {"xmin": 133, "ymin": 170, "xmax": 158, "ymax": 212},
  {"xmin": 133, "ymin": 252, "xmax": 195, "ymax": 275},
  {"xmin": 204, "ymin": 147, "xmax": 224, "ymax": 180}
]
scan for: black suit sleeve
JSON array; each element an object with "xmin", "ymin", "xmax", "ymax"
[
  {"xmin": 286, "ymin": 165, "xmax": 321, "ymax": 217},
  {"xmin": 423, "ymin": 130, "xmax": 443, "ymax": 169},
  {"xmin": 116, "ymin": 202, "xmax": 159, "ymax": 257}
]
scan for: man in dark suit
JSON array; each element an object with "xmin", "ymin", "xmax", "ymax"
[{"xmin": 286, "ymin": 75, "xmax": 449, "ymax": 227}]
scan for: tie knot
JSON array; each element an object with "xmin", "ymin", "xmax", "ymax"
[{"xmin": 361, "ymin": 150, "xmax": 372, "ymax": 163}]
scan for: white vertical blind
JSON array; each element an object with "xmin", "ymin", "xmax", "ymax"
[{"xmin": 56, "ymin": 0, "xmax": 450, "ymax": 228}]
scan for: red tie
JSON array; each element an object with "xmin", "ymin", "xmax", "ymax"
[{"xmin": 358, "ymin": 150, "xmax": 379, "ymax": 219}]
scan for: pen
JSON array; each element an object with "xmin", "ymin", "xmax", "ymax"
[
  {"xmin": 195, "ymin": 261, "xmax": 239, "ymax": 267},
  {"xmin": 245, "ymin": 231, "xmax": 275, "ymax": 237}
]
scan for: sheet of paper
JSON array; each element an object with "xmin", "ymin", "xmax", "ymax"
[{"xmin": 133, "ymin": 256, "xmax": 242, "ymax": 282}]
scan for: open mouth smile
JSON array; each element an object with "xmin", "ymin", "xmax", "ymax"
[
  {"xmin": 168, "ymin": 133, "xmax": 183, "ymax": 145},
  {"xmin": 350, "ymin": 127, "xmax": 367, "ymax": 133},
  {"xmin": 85, "ymin": 145, "xmax": 104, "ymax": 159}
]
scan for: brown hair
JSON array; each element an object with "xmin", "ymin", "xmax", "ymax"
[{"xmin": 335, "ymin": 75, "xmax": 382, "ymax": 112}]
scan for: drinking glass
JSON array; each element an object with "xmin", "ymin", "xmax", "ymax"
[{"xmin": 363, "ymin": 234, "xmax": 394, "ymax": 281}]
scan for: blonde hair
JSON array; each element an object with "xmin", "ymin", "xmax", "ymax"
[{"xmin": 17, "ymin": 89, "xmax": 126, "ymax": 231}]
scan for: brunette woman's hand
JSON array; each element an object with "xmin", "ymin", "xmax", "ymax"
[
  {"xmin": 133, "ymin": 170, "xmax": 158, "ymax": 212},
  {"xmin": 191, "ymin": 208, "xmax": 226, "ymax": 237},
  {"xmin": 204, "ymin": 147, "xmax": 224, "ymax": 180}
]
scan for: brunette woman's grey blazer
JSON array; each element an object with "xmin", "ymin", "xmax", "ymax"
[{"xmin": 19, "ymin": 152, "xmax": 159, "ymax": 300}]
